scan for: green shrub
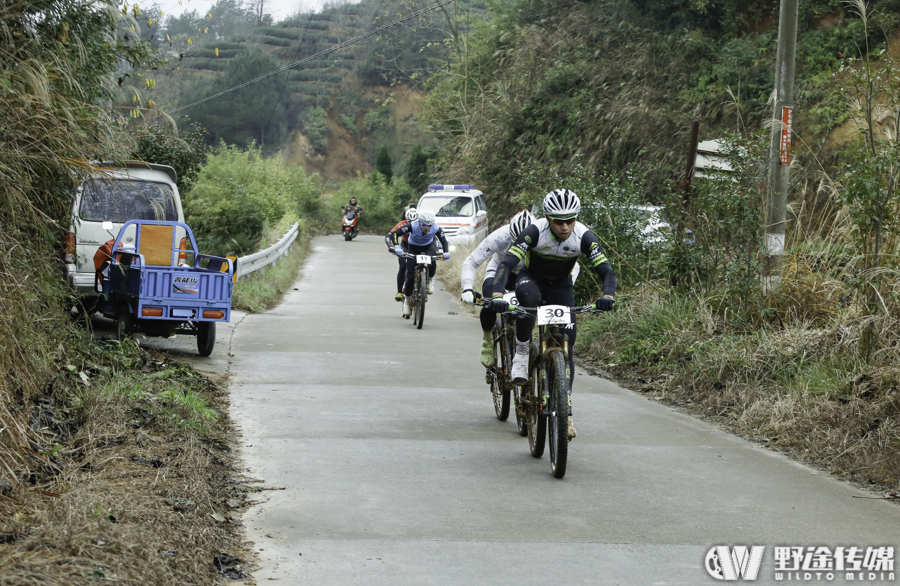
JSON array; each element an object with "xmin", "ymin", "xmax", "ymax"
[
  {"xmin": 299, "ymin": 106, "xmax": 329, "ymax": 154},
  {"xmin": 185, "ymin": 143, "xmax": 321, "ymax": 256},
  {"xmin": 257, "ymin": 36, "xmax": 291, "ymax": 47},
  {"xmin": 516, "ymin": 159, "xmax": 657, "ymax": 295},
  {"xmin": 339, "ymin": 113, "xmax": 358, "ymax": 134},
  {"xmin": 182, "ymin": 59, "xmax": 229, "ymax": 71}
]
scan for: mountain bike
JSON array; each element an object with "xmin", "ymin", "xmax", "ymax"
[
  {"xmin": 477, "ymin": 293, "xmax": 519, "ymax": 423},
  {"xmin": 400, "ymin": 253, "xmax": 444, "ymax": 330},
  {"xmin": 502, "ymin": 303, "xmax": 599, "ymax": 479}
]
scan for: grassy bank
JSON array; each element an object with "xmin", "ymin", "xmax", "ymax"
[
  {"xmin": 577, "ymin": 285, "xmax": 900, "ymax": 491},
  {"xmin": 0, "ymin": 343, "xmax": 248, "ymax": 584},
  {"xmin": 439, "ymin": 240, "xmax": 900, "ymax": 492}
]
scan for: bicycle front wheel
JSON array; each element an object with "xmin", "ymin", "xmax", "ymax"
[
  {"xmin": 415, "ymin": 268, "xmax": 426, "ymax": 329},
  {"xmin": 547, "ymin": 349, "xmax": 571, "ymax": 478},
  {"xmin": 527, "ymin": 342, "xmax": 546, "ymax": 458},
  {"xmin": 491, "ymin": 322, "xmax": 510, "ymax": 421}
]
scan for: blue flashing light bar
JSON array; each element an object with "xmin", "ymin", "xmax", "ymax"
[{"xmin": 428, "ymin": 184, "xmax": 474, "ymax": 191}]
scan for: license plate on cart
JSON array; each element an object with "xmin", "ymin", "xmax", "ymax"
[{"xmin": 170, "ymin": 308, "xmax": 196, "ymax": 319}]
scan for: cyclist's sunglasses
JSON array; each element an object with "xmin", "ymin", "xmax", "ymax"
[{"xmin": 548, "ymin": 216, "xmax": 577, "ymax": 225}]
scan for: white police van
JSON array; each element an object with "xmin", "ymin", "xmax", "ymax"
[{"xmin": 417, "ymin": 185, "xmax": 489, "ymax": 246}]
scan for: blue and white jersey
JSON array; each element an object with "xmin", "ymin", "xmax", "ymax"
[
  {"xmin": 388, "ymin": 219, "xmax": 449, "ymax": 250},
  {"xmin": 407, "ymin": 220, "xmax": 441, "ymax": 246}
]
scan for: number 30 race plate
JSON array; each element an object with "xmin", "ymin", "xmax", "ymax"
[
  {"xmin": 537, "ymin": 305, "xmax": 571, "ymax": 325},
  {"xmin": 416, "ymin": 254, "xmax": 432, "ymax": 264}
]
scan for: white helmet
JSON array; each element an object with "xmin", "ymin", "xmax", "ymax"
[
  {"xmin": 542, "ymin": 189, "xmax": 581, "ymax": 219},
  {"xmin": 405, "ymin": 208, "xmax": 418, "ymax": 222},
  {"xmin": 418, "ymin": 209, "xmax": 436, "ymax": 227},
  {"xmin": 509, "ymin": 210, "xmax": 536, "ymax": 239}
]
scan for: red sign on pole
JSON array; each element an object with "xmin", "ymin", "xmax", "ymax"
[{"xmin": 779, "ymin": 106, "xmax": 793, "ymax": 165}]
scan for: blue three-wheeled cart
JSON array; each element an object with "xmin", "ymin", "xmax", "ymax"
[{"xmin": 99, "ymin": 220, "xmax": 233, "ymax": 356}]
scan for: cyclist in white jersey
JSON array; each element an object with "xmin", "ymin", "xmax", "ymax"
[{"xmin": 490, "ymin": 189, "xmax": 616, "ymax": 439}]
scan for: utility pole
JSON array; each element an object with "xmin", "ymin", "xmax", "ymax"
[{"xmin": 765, "ymin": 0, "xmax": 799, "ymax": 290}]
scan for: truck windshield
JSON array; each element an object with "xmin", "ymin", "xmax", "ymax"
[
  {"xmin": 419, "ymin": 195, "xmax": 475, "ymax": 217},
  {"xmin": 79, "ymin": 179, "xmax": 177, "ymax": 223}
]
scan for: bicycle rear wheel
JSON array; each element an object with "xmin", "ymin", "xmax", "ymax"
[
  {"xmin": 547, "ymin": 349, "xmax": 571, "ymax": 478},
  {"xmin": 514, "ymin": 383, "xmax": 528, "ymax": 436},
  {"xmin": 491, "ymin": 321, "xmax": 510, "ymax": 421},
  {"xmin": 527, "ymin": 342, "xmax": 546, "ymax": 458},
  {"xmin": 415, "ymin": 268, "xmax": 426, "ymax": 329}
]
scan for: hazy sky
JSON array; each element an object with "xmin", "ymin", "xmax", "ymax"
[{"xmin": 155, "ymin": 0, "xmax": 353, "ymax": 23}]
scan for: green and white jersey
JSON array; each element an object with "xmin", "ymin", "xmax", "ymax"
[{"xmin": 493, "ymin": 218, "xmax": 616, "ymax": 296}]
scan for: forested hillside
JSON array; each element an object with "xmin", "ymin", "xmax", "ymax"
[
  {"xmin": 422, "ymin": 0, "xmax": 900, "ymax": 212},
  {"xmin": 124, "ymin": 0, "xmax": 487, "ymax": 183}
]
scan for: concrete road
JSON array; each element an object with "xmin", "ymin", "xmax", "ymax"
[{"xmin": 229, "ymin": 235, "xmax": 900, "ymax": 586}]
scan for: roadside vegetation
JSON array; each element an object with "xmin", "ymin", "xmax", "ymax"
[
  {"xmin": 232, "ymin": 217, "xmax": 312, "ymax": 312},
  {"xmin": 0, "ymin": 1, "xmax": 256, "ymax": 581},
  {"xmin": 424, "ymin": 0, "xmax": 900, "ymax": 494}
]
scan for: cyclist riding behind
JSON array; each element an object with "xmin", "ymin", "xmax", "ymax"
[
  {"xmin": 386, "ymin": 208, "xmax": 419, "ymax": 302},
  {"xmin": 402, "ymin": 199, "xmax": 416, "ymax": 220},
  {"xmin": 389, "ymin": 209, "xmax": 451, "ymax": 318},
  {"xmin": 489, "ymin": 189, "xmax": 616, "ymax": 438}
]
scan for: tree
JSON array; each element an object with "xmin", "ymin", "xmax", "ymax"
[
  {"xmin": 186, "ymin": 49, "xmax": 289, "ymax": 149},
  {"xmin": 376, "ymin": 145, "xmax": 393, "ymax": 183},
  {"xmin": 405, "ymin": 146, "xmax": 431, "ymax": 193},
  {"xmin": 131, "ymin": 119, "xmax": 210, "ymax": 194}
]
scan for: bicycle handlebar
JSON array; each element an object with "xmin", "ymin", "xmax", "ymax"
[
  {"xmin": 397, "ymin": 252, "xmax": 447, "ymax": 260},
  {"xmin": 474, "ymin": 299, "xmax": 604, "ymax": 314}
]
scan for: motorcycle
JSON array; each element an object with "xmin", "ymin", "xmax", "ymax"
[{"xmin": 342, "ymin": 211, "xmax": 359, "ymax": 241}]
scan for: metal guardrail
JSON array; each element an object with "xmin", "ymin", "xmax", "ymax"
[{"xmin": 235, "ymin": 222, "xmax": 299, "ymax": 281}]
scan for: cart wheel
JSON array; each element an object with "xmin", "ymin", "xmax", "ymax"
[
  {"xmin": 197, "ymin": 322, "xmax": 215, "ymax": 357},
  {"xmin": 116, "ymin": 308, "xmax": 133, "ymax": 342}
]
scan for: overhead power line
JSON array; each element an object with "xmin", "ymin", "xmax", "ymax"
[{"xmin": 170, "ymin": 0, "xmax": 455, "ymax": 114}]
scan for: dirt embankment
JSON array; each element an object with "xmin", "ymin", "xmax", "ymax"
[{"xmin": 285, "ymin": 82, "xmax": 427, "ymax": 184}]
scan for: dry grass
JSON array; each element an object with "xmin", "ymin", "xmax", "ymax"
[
  {"xmin": 436, "ymin": 242, "xmax": 483, "ymax": 302},
  {"xmin": 578, "ymin": 279, "xmax": 900, "ymax": 491},
  {"xmin": 0, "ymin": 349, "xmax": 248, "ymax": 585}
]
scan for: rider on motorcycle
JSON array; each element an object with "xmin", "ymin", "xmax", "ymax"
[
  {"xmin": 386, "ymin": 208, "xmax": 419, "ymax": 302},
  {"xmin": 342, "ymin": 197, "xmax": 362, "ymax": 219},
  {"xmin": 389, "ymin": 209, "xmax": 450, "ymax": 318},
  {"xmin": 489, "ymin": 189, "xmax": 617, "ymax": 439}
]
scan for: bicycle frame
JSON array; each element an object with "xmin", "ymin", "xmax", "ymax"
[{"xmin": 398, "ymin": 252, "xmax": 445, "ymax": 328}]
